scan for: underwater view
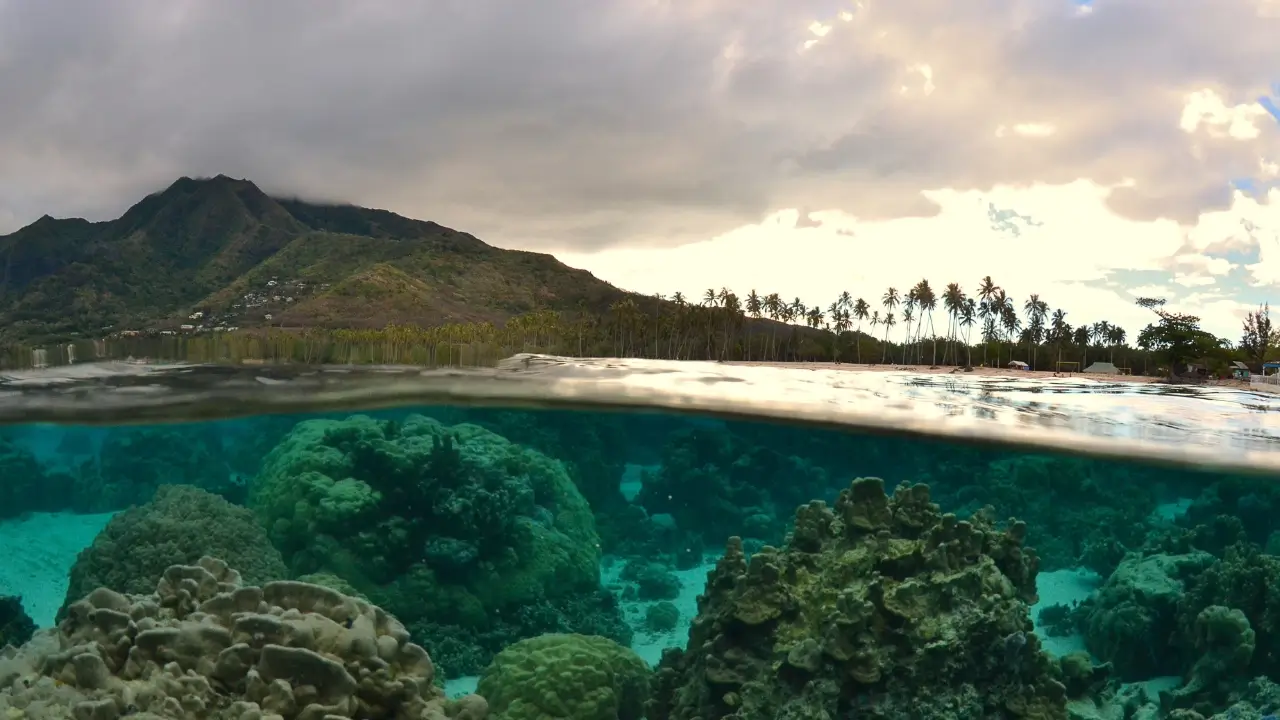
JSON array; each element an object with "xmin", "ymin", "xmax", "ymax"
[{"xmin": 0, "ymin": 358, "xmax": 1275, "ymax": 720}]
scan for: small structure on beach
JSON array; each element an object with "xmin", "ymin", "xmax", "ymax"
[
  {"xmin": 1083, "ymin": 361, "xmax": 1118, "ymax": 374},
  {"xmin": 1007, "ymin": 360, "xmax": 1030, "ymax": 370},
  {"xmin": 1231, "ymin": 361, "xmax": 1251, "ymax": 379}
]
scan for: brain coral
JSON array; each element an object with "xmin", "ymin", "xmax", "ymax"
[
  {"xmin": 0, "ymin": 556, "xmax": 488, "ymax": 719},
  {"xmin": 647, "ymin": 477, "xmax": 1066, "ymax": 720},
  {"xmin": 59, "ymin": 484, "xmax": 289, "ymax": 619},
  {"xmin": 477, "ymin": 633, "xmax": 649, "ymax": 720},
  {"xmin": 249, "ymin": 414, "xmax": 605, "ymax": 644}
]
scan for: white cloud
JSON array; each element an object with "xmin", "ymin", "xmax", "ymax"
[
  {"xmin": 560, "ymin": 181, "xmax": 1278, "ymax": 341},
  {"xmin": 1180, "ymin": 89, "xmax": 1268, "ymax": 140},
  {"xmin": 0, "ymin": 0, "xmax": 1278, "ymax": 350}
]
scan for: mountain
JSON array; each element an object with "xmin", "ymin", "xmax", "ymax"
[{"xmin": 0, "ymin": 175, "xmax": 632, "ymax": 342}]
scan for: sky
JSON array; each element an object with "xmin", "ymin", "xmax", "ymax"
[{"xmin": 2, "ymin": 1, "xmax": 1279, "ymax": 341}]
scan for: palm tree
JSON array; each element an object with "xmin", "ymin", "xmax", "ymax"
[
  {"xmin": 913, "ymin": 280, "xmax": 937, "ymax": 365},
  {"xmin": 982, "ymin": 315, "xmax": 1000, "ymax": 364},
  {"xmin": 764, "ymin": 293, "xmax": 783, "ymax": 361},
  {"xmin": 902, "ymin": 287, "xmax": 918, "ymax": 363},
  {"xmin": 941, "ymin": 283, "xmax": 965, "ymax": 365},
  {"xmin": 975, "ymin": 276, "xmax": 1001, "ymax": 367},
  {"xmin": 1049, "ymin": 308, "xmax": 1069, "ymax": 368},
  {"xmin": 869, "ymin": 311, "xmax": 881, "ymax": 362},
  {"xmin": 838, "ymin": 291, "xmax": 853, "ymax": 314},
  {"xmin": 959, "ymin": 297, "xmax": 977, "ymax": 367},
  {"xmin": 786, "ymin": 298, "xmax": 806, "ymax": 361},
  {"xmin": 900, "ymin": 303, "xmax": 915, "ymax": 364},
  {"xmin": 719, "ymin": 290, "xmax": 742, "ymax": 360},
  {"xmin": 1023, "ymin": 294, "xmax": 1048, "ymax": 369},
  {"xmin": 1106, "ymin": 325, "xmax": 1126, "ymax": 363},
  {"xmin": 829, "ymin": 304, "xmax": 851, "ymax": 362},
  {"xmin": 1073, "ymin": 324, "xmax": 1093, "ymax": 368},
  {"xmin": 881, "ymin": 311, "xmax": 896, "ymax": 363},
  {"xmin": 999, "ymin": 293, "xmax": 1021, "ymax": 364},
  {"xmin": 852, "ymin": 298, "xmax": 870, "ymax": 364},
  {"xmin": 745, "ymin": 289, "xmax": 763, "ymax": 361}
]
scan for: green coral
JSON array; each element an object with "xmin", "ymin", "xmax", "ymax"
[
  {"xmin": 58, "ymin": 484, "xmax": 288, "ymax": 618},
  {"xmin": 648, "ymin": 477, "xmax": 1065, "ymax": 720},
  {"xmin": 249, "ymin": 414, "xmax": 616, "ymax": 675},
  {"xmin": 477, "ymin": 634, "xmax": 650, "ymax": 720},
  {"xmin": 645, "ymin": 602, "xmax": 679, "ymax": 633},
  {"xmin": 1077, "ymin": 551, "xmax": 1215, "ymax": 680}
]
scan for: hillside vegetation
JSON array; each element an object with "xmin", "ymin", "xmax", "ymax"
[{"xmin": 0, "ymin": 175, "xmax": 630, "ymax": 342}]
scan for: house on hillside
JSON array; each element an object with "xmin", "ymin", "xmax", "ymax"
[
  {"xmin": 1083, "ymin": 361, "xmax": 1118, "ymax": 374},
  {"xmin": 1007, "ymin": 360, "xmax": 1030, "ymax": 370}
]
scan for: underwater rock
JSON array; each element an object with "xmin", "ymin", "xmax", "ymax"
[
  {"xmin": 621, "ymin": 561, "xmax": 681, "ymax": 601},
  {"xmin": 73, "ymin": 425, "xmax": 240, "ymax": 511},
  {"xmin": 0, "ymin": 556, "xmax": 485, "ymax": 719},
  {"xmin": 646, "ymin": 477, "xmax": 1066, "ymax": 720},
  {"xmin": 645, "ymin": 602, "xmax": 680, "ymax": 633},
  {"xmin": 0, "ymin": 596, "xmax": 35, "ymax": 648},
  {"xmin": 1173, "ymin": 542, "xmax": 1280, "ymax": 691},
  {"xmin": 1077, "ymin": 552, "xmax": 1215, "ymax": 680},
  {"xmin": 0, "ymin": 436, "xmax": 71, "ymax": 519},
  {"xmin": 477, "ymin": 633, "xmax": 648, "ymax": 720},
  {"xmin": 637, "ymin": 426, "xmax": 833, "ymax": 547},
  {"xmin": 59, "ymin": 484, "xmax": 290, "ymax": 621}
]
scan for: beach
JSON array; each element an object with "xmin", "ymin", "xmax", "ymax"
[{"xmin": 723, "ymin": 360, "xmax": 1256, "ymax": 390}]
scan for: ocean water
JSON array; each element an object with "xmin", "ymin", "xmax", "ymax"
[{"xmin": 0, "ymin": 356, "xmax": 1275, "ymax": 719}]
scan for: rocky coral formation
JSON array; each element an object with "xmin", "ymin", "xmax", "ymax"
[
  {"xmin": 638, "ymin": 426, "xmax": 836, "ymax": 548},
  {"xmin": 1076, "ymin": 551, "xmax": 1216, "ymax": 680},
  {"xmin": 0, "ymin": 436, "xmax": 73, "ymax": 519},
  {"xmin": 647, "ymin": 476, "xmax": 1065, "ymax": 720},
  {"xmin": 477, "ymin": 633, "xmax": 649, "ymax": 720},
  {"xmin": 0, "ymin": 596, "xmax": 34, "ymax": 649},
  {"xmin": 249, "ymin": 413, "xmax": 625, "ymax": 677},
  {"xmin": 72, "ymin": 425, "xmax": 242, "ymax": 512},
  {"xmin": 58, "ymin": 484, "xmax": 290, "ymax": 620},
  {"xmin": 0, "ymin": 556, "xmax": 487, "ymax": 720}
]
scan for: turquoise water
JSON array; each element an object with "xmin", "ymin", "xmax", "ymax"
[{"xmin": 0, "ymin": 357, "xmax": 1276, "ymax": 719}]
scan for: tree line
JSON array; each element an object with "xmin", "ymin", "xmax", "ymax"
[{"xmin": 18, "ymin": 275, "xmax": 1258, "ymax": 379}]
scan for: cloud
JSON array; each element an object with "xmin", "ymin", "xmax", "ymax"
[
  {"xmin": 558, "ymin": 182, "xmax": 1276, "ymax": 340},
  {"xmin": 2, "ymin": 0, "xmax": 1277, "ymax": 248},
  {"xmin": 0, "ymin": 0, "xmax": 1278, "ymax": 341}
]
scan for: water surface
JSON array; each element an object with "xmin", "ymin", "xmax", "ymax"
[{"xmin": 0, "ymin": 355, "xmax": 1276, "ymax": 719}]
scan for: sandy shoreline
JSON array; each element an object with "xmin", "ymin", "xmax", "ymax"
[{"xmin": 723, "ymin": 360, "xmax": 1256, "ymax": 390}]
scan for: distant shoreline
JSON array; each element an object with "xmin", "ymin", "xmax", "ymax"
[{"xmin": 722, "ymin": 360, "xmax": 1257, "ymax": 390}]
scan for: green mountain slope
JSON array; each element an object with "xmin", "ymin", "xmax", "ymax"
[{"xmin": 0, "ymin": 176, "xmax": 632, "ymax": 341}]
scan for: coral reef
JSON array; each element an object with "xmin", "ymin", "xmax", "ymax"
[
  {"xmin": 637, "ymin": 426, "xmax": 835, "ymax": 548},
  {"xmin": 621, "ymin": 562, "xmax": 681, "ymax": 602},
  {"xmin": 1076, "ymin": 551, "xmax": 1216, "ymax": 680},
  {"xmin": 0, "ymin": 596, "xmax": 34, "ymax": 649},
  {"xmin": 0, "ymin": 437, "xmax": 72, "ymax": 519},
  {"xmin": 645, "ymin": 602, "xmax": 680, "ymax": 633},
  {"xmin": 73, "ymin": 426, "xmax": 241, "ymax": 511},
  {"xmin": 477, "ymin": 633, "xmax": 649, "ymax": 720},
  {"xmin": 0, "ymin": 556, "xmax": 487, "ymax": 719},
  {"xmin": 249, "ymin": 414, "xmax": 624, "ymax": 677},
  {"xmin": 647, "ymin": 477, "xmax": 1064, "ymax": 720},
  {"xmin": 59, "ymin": 485, "xmax": 290, "ymax": 620}
]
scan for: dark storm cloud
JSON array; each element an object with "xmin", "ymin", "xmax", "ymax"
[{"xmin": 0, "ymin": 0, "xmax": 1277, "ymax": 248}]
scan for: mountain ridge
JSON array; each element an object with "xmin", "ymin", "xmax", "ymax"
[{"xmin": 0, "ymin": 175, "xmax": 632, "ymax": 342}]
